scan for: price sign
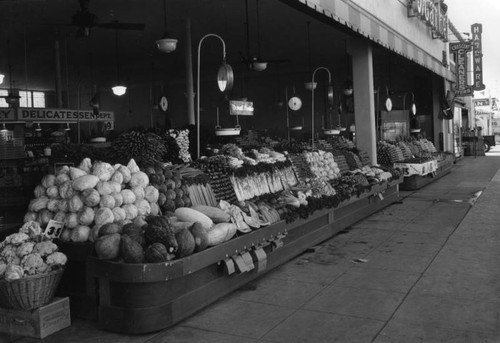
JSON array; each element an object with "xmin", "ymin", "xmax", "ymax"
[{"xmin": 44, "ymin": 220, "xmax": 65, "ymax": 239}]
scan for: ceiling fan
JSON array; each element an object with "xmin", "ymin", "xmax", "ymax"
[
  {"xmin": 70, "ymin": 0, "xmax": 146, "ymax": 37},
  {"xmin": 240, "ymin": 0, "xmax": 290, "ymax": 71}
]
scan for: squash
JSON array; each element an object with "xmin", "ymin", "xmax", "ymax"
[
  {"xmin": 122, "ymin": 223, "xmax": 145, "ymax": 246},
  {"xmin": 144, "ymin": 216, "xmax": 178, "ymax": 253},
  {"xmin": 175, "ymin": 229, "xmax": 195, "ymax": 258},
  {"xmin": 95, "ymin": 233, "xmax": 121, "ymax": 260},
  {"xmin": 144, "ymin": 243, "xmax": 174, "ymax": 263},
  {"xmin": 191, "ymin": 205, "xmax": 230, "ymax": 223},
  {"xmin": 72, "ymin": 174, "xmax": 100, "ymax": 191},
  {"xmin": 98, "ymin": 222, "xmax": 123, "ymax": 237},
  {"xmin": 120, "ymin": 234, "xmax": 144, "ymax": 263},
  {"xmin": 174, "ymin": 207, "xmax": 213, "ymax": 230},
  {"xmin": 206, "ymin": 223, "xmax": 237, "ymax": 246},
  {"xmin": 171, "ymin": 221, "xmax": 194, "ymax": 233},
  {"xmin": 189, "ymin": 222, "xmax": 209, "ymax": 252}
]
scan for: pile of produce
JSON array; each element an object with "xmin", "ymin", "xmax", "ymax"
[
  {"xmin": 378, "ymin": 138, "xmax": 439, "ymax": 167},
  {"xmin": 168, "ymin": 129, "xmax": 191, "ymax": 162},
  {"xmin": 93, "ymin": 206, "xmax": 242, "ymax": 263},
  {"xmin": 0, "ymin": 221, "xmax": 67, "ymax": 281},
  {"xmin": 111, "ymin": 128, "xmax": 169, "ymax": 168},
  {"xmin": 23, "ymin": 158, "xmax": 160, "ymax": 243},
  {"xmin": 194, "ymin": 156, "xmax": 238, "ymax": 204},
  {"xmin": 302, "ymin": 150, "xmax": 341, "ymax": 180},
  {"xmin": 143, "ymin": 164, "xmax": 195, "ymax": 214}
]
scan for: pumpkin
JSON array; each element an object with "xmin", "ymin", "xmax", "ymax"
[
  {"xmin": 120, "ymin": 235, "xmax": 144, "ymax": 263},
  {"xmin": 144, "ymin": 216, "xmax": 177, "ymax": 253},
  {"xmin": 95, "ymin": 233, "xmax": 121, "ymax": 260},
  {"xmin": 98, "ymin": 222, "xmax": 123, "ymax": 237},
  {"xmin": 175, "ymin": 229, "xmax": 195, "ymax": 258},
  {"xmin": 122, "ymin": 223, "xmax": 145, "ymax": 246},
  {"xmin": 144, "ymin": 243, "xmax": 173, "ymax": 263},
  {"xmin": 189, "ymin": 222, "xmax": 209, "ymax": 252}
]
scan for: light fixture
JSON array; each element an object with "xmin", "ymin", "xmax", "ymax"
[
  {"xmin": 0, "ymin": 74, "xmax": 4, "ymax": 85},
  {"xmin": 112, "ymin": 30, "xmax": 127, "ymax": 96},
  {"xmin": 384, "ymin": 86, "xmax": 393, "ymax": 112},
  {"xmin": 35, "ymin": 123, "xmax": 42, "ymax": 131},
  {"xmin": 197, "ymin": 33, "xmax": 235, "ymax": 158},
  {"xmin": 304, "ymin": 82, "xmax": 317, "ymax": 91},
  {"xmin": 311, "ymin": 66, "xmax": 333, "ymax": 148},
  {"xmin": 156, "ymin": 0, "xmax": 177, "ymax": 53},
  {"xmin": 217, "ymin": 63, "xmax": 234, "ymax": 92},
  {"xmin": 65, "ymin": 123, "xmax": 71, "ymax": 131},
  {"xmin": 1, "ymin": 123, "xmax": 7, "ymax": 131},
  {"xmin": 112, "ymin": 85, "xmax": 127, "ymax": 96},
  {"xmin": 251, "ymin": 60, "xmax": 267, "ymax": 72}
]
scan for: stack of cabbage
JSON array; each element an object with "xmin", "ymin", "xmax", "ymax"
[
  {"xmin": 0, "ymin": 221, "xmax": 67, "ymax": 281},
  {"xmin": 303, "ymin": 150, "xmax": 341, "ymax": 180},
  {"xmin": 23, "ymin": 158, "xmax": 160, "ymax": 243}
]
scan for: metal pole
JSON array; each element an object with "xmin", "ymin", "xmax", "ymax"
[
  {"xmin": 196, "ymin": 33, "xmax": 227, "ymax": 159},
  {"xmin": 311, "ymin": 67, "xmax": 332, "ymax": 148},
  {"xmin": 185, "ymin": 19, "xmax": 195, "ymax": 125},
  {"xmin": 286, "ymin": 87, "xmax": 290, "ymax": 142}
]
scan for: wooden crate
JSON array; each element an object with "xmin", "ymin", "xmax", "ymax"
[
  {"xmin": 0, "ymin": 297, "xmax": 70, "ymax": 339},
  {"xmin": 87, "ymin": 181, "xmax": 402, "ymax": 334}
]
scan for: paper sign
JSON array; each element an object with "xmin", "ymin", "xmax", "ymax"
[{"xmin": 44, "ymin": 219, "xmax": 65, "ymax": 239}]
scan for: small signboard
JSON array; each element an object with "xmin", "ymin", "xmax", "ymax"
[
  {"xmin": 229, "ymin": 100, "xmax": 254, "ymax": 116},
  {"xmin": 43, "ymin": 219, "xmax": 64, "ymax": 239}
]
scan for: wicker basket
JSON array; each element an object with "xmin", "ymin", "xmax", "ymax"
[{"xmin": 0, "ymin": 268, "xmax": 64, "ymax": 310}]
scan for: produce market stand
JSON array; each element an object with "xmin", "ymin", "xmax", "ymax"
[{"xmin": 86, "ymin": 176, "xmax": 402, "ymax": 334}]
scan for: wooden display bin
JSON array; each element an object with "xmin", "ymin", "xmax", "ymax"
[
  {"xmin": 86, "ymin": 179, "xmax": 402, "ymax": 334},
  {"xmin": 55, "ymin": 241, "xmax": 96, "ymax": 320}
]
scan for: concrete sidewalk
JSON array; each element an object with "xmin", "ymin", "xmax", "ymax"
[{"xmin": 6, "ymin": 154, "xmax": 500, "ymax": 343}]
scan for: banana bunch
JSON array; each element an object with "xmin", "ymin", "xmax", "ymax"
[{"xmin": 246, "ymin": 200, "xmax": 281, "ymax": 224}]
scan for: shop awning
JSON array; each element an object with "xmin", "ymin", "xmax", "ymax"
[{"xmin": 286, "ymin": 0, "xmax": 454, "ymax": 82}]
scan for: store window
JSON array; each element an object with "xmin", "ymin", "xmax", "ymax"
[
  {"xmin": 0, "ymin": 89, "xmax": 45, "ymax": 108},
  {"xmin": 0, "ymin": 89, "xmax": 7, "ymax": 108}
]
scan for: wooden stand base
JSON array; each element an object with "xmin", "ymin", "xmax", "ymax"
[
  {"xmin": 399, "ymin": 159, "xmax": 452, "ymax": 191},
  {"xmin": 87, "ymin": 179, "xmax": 402, "ymax": 334}
]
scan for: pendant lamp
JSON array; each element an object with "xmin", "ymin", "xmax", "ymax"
[
  {"xmin": 156, "ymin": 0, "xmax": 177, "ymax": 53},
  {"xmin": 112, "ymin": 31, "xmax": 126, "ymax": 96}
]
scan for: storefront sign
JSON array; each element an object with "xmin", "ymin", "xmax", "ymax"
[
  {"xmin": 229, "ymin": 100, "xmax": 254, "ymax": 116},
  {"xmin": 18, "ymin": 108, "xmax": 114, "ymax": 122},
  {"xmin": 0, "ymin": 109, "xmax": 16, "ymax": 121},
  {"xmin": 473, "ymin": 98, "xmax": 489, "ymax": 107},
  {"xmin": 407, "ymin": 0, "xmax": 448, "ymax": 42},
  {"xmin": 471, "ymin": 23, "xmax": 485, "ymax": 91},
  {"xmin": 450, "ymin": 42, "xmax": 473, "ymax": 97}
]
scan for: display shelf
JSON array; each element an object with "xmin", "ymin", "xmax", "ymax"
[
  {"xmin": 399, "ymin": 159, "xmax": 452, "ymax": 191},
  {"xmin": 86, "ymin": 179, "xmax": 402, "ymax": 334}
]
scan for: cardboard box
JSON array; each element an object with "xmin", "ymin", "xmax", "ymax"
[{"xmin": 0, "ymin": 297, "xmax": 71, "ymax": 339}]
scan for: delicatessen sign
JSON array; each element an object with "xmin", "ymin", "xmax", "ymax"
[{"xmin": 18, "ymin": 108, "xmax": 114, "ymax": 122}]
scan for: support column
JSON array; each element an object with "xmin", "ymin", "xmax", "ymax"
[{"xmin": 349, "ymin": 39, "xmax": 376, "ymax": 165}]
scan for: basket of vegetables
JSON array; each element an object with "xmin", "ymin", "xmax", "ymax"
[{"xmin": 0, "ymin": 222, "xmax": 67, "ymax": 310}]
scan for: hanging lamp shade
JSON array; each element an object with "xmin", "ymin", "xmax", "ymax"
[
  {"xmin": 112, "ymin": 85, "xmax": 127, "ymax": 96},
  {"xmin": 65, "ymin": 123, "xmax": 71, "ymax": 131},
  {"xmin": 0, "ymin": 74, "xmax": 4, "ymax": 85},
  {"xmin": 157, "ymin": 0, "xmax": 177, "ymax": 53},
  {"xmin": 217, "ymin": 63, "xmax": 234, "ymax": 92},
  {"xmin": 35, "ymin": 123, "xmax": 42, "ymax": 131}
]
